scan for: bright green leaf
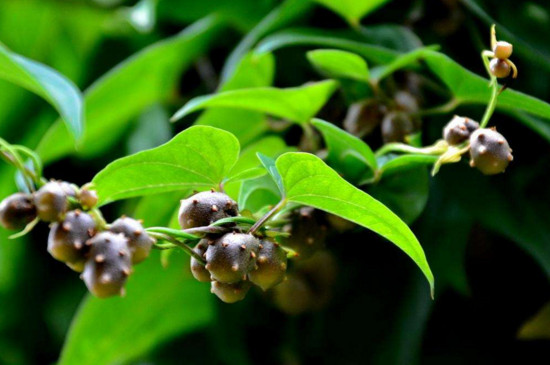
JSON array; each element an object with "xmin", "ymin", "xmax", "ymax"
[
  {"xmin": 423, "ymin": 50, "xmax": 550, "ymax": 122},
  {"xmin": 377, "ymin": 154, "xmax": 439, "ymax": 178},
  {"xmin": 58, "ymin": 252, "xmax": 214, "ymax": 365},
  {"xmin": 172, "ymin": 80, "xmax": 339, "ymax": 124},
  {"xmin": 314, "ymin": 0, "xmax": 391, "ymax": 26},
  {"xmin": 36, "ymin": 16, "xmax": 222, "ymax": 163},
  {"xmin": 257, "ymin": 153, "xmax": 285, "ymax": 196},
  {"xmin": 370, "ymin": 45, "xmax": 439, "ymax": 82},
  {"xmin": 239, "ymin": 175, "xmax": 281, "ymax": 213},
  {"xmin": 312, "ymin": 118, "xmax": 376, "ymax": 183},
  {"xmin": 307, "ymin": 49, "xmax": 369, "ymax": 81},
  {"xmin": 224, "ymin": 167, "xmax": 267, "ymax": 184},
  {"xmin": 92, "ymin": 126, "xmax": 240, "ymax": 205},
  {"xmin": 0, "ymin": 42, "xmax": 83, "ymax": 140},
  {"xmin": 256, "ymin": 28, "xmax": 399, "ymax": 65},
  {"xmin": 276, "ymin": 152, "xmax": 434, "ymax": 294}
]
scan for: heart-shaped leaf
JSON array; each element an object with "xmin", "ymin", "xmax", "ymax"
[{"xmin": 92, "ymin": 126, "xmax": 240, "ymax": 205}]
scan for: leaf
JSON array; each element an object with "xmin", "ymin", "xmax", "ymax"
[
  {"xmin": 518, "ymin": 301, "xmax": 550, "ymax": 340},
  {"xmin": 172, "ymin": 80, "xmax": 339, "ymax": 124},
  {"xmin": 36, "ymin": 16, "xmax": 222, "ymax": 163},
  {"xmin": 224, "ymin": 167, "xmax": 267, "ymax": 184},
  {"xmin": 92, "ymin": 126, "xmax": 240, "ymax": 205},
  {"xmin": 312, "ymin": 118, "xmax": 376, "ymax": 183},
  {"xmin": 220, "ymin": 0, "xmax": 312, "ymax": 82},
  {"xmin": 276, "ymin": 152, "xmax": 434, "ymax": 294},
  {"xmin": 370, "ymin": 45, "xmax": 439, "ymax": 82},
  {"xmin": 257, "ymin": 153, "xmax": 285, "ymax": 196},
  {"xmin": 196, "ymin": 52, "xmax": 275, "ymax": 146},
  {"xmin": 126, "ymin": 104, "xmax": 172, "ymax": 154},
  {"xmin": 358, "ymin": 24, "xmax": 422, "ymax": 52},
  {"xmin": 307, "ymin": 49, "xmax": 369, "ymax": 81},
  {"xmin": 239, "ymin": 175, "xmax": 281, "ymax": 213},
  {"xmin": 422, "ymin": 50, "xmax": 550, "ymax": 122},
  {"xmin": 58, "ymin": 252, "xmax": 214, "ymax": 365},
  {"xmin": 256, "ymin": 28, "xmax": 399, "ymax": 65},
  {"xmin": 376, "ymin": 154, "xmax": 439, "ymax": 178},
  {"xmin": 313, "ymin": 0, "xmax": 391, "ymax": 26},
  {"xmin": 0, "ymin": 42, "xmax": 83, "ymax": 140}
]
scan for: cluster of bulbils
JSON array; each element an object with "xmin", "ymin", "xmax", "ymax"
[
  {"xmin": 178, "ymin": 191, "xmax": 289, "ymax": 303},
  {"xmin": 443, "ymin": 115, "xmax": 513, "ymax": 174},
  {"xmin": 486, "ymin": 36, "xmax": 517, "ymax": 79},
  {"xmin": 0, "ymin": 181, "xmax": 155, "ymax": 298}
]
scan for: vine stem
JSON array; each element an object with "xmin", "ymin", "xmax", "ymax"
[
  {"xmin": 374, "ymin": 140, "xmax": 448, "ymax": 158},
  {"xmin": 88, "ymin": 208, "xmax": 108, "ymax": 230},
  {"xmin": 249, "ymin": 199, "xmax": 286, "ymax": 235},
  {"xmin": 149, "ymin": 232, "xmax": 206, "ymax": 265},
  {"xmin": 480, "ymin": 50, "xmax": 499, "ymax": 128}
]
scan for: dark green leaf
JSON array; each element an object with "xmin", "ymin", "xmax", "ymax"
[
  {"xmin": 377, "ymin": 154, "xmax": 439, "ymax": 178},
  {"xmin": 92, "ymin": 126, "xmax": 240, "ymax": 205},
  {"xmin": 0, "ymin": 42, "xmax": 83, "ymax": 140},
  {"xmin": 313, "ymin": 0, "xmax": 390, "ymax": 26},
  {"xmin": 276, "ymin": 152, "xmax": 434, "ymax": 294},
  {"xmin": 312, "ymin": 118, "xmax": 376, "ymax": 182},
  {"xmin": 307, "ymin": 49, "xmax": 369, "ymax": 81},
  {"xmin": 370, "ymin": 45, "xmax": 439, "ymax": 83},
  {"xmin": 255, "ymin": 28, "xmax": 399, "ymax": 65},
  {"xmin": 172, "ymin": 80, "xmax": 339, "ymax": 125}
]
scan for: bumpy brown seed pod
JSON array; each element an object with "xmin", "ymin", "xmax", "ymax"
[
  {"xmin": 110, "ymin": 217, "xmax": 155, "ymax": 264},
  {"xmin": 48, "ymin": 210, "xmax": 97, "ymax": 272},
  {"xmin": 34, "ymin": 182, "xmax": 70, "ymax": 222},
  {"xmin": 178, "ymin": 191, "xmax": 238, "ymax": 229},
  {"xmin": 0, "ymin": 193, "xmax": 37, "ymax": 230},
  {"xmin": 343, "ymin": 99, "xmax": 386, "ymax": 138},
  {"xmin": 381, "ymin": 112, "xmax": 415, "ymax": 143},
  {"xmin": 211, "ymin": 280, "xmax": 251, "ymax": 303},
  {"xmin": 271, "ymin": 273, "xmax": 315, "ymax": 315},
  {"xmin": 281, "ymin": 207, "xmax": 327, "ymax": 260},
  {"xmin": 190, "ymin": 239, "xmax": 211, "ymax": 282},
  {"xmin": 443, "ymin": 115, "xmax": 479, "ymax": 145},
  {"xmin": 469, "ymin": 128, "xmax": 513, "ymax": 175},
  {"xmin": 394, "ymin": 90, "xmax": 419, "ymax": 113},
  {"xmin": 205, "ymin": 233, "xmax": 260, "ymax": 283},
  {"xmin": 489, "ymin": 58, "xmax": 511, "ymax": 78},
  {"xmin": 82, "ymin": 232, "xmax": 132, "ymax": 298},
  {"xmin": 248, "ymin": 239, "xmax": 288, "ymax": 291}
]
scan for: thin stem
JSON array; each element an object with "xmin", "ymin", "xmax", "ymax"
[
  {"xmin": 183, "ymin": 226, "xmax": 229, "ymax": 235},
  {"xmin": 374, "ymin": 140, "xmax": 448, "ymax": 158},
  {"xmin": 149, "ymin": 232, "xmax": 206, "ymax": 265},
  {"xmin": 249, "ymin": 198, "xmax": 286, "ymax": 235},
  {"xmin": 89, "ymin": 208, "xmax": 108, "ymax": 230},
  {"xmin": 480, "ymin": 51, "xmax": 499, "ymax": 128},
  {"xmin": 412, "ymin": 98, "xmax": 459, "ymax": 117},
  {"xmin": 0, "ymin": 149, "xmax": 34, "ymax": 192}
]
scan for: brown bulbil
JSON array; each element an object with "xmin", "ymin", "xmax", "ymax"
[
  {"xmin": 493, "ymin": 41, "xmax": 513, "ymax": 59},
  {"xmin": 280, "ymin": 207, "xmax": 327, "ymax": 259},
  {"xmin": 381, "ymin": 112, "xmax": 415, "ymax": 143},
  {"xmin": 343, "ymin": 99, "xmax": 386, "ymax": 138},
  {"xmin": 443, "ymin": 115, "xmax": 479, "ymax": 145},
  {"xmin": 190, "ymin": 239, "xmax": 211, "ymax": 282},
  {"xmin": 490, "ymin": 58, "xmax": 511, "ymax": 78},
  {"xmin": 48, "ymin": 210, "xmax": 97, "ymax": 272},
  {"xmin": 109, "ymin": 217, "xmax": 155, "ymax": 264},
  {"xmin": 82, "ymin": 232, "xmax": 132, "ymax": 298},
  {"xmin": 0, "ymin": 193, "xmax": 36, "ymax": 230},
  {"xmin": 205, "ymin": 233, "xmax": 260, "ymax": 283},
  {"xmin": 178, "ymin": 191, "xmax": 238, "ymax": 229},
  {"xmin": 248, "ymin": 239, "xmax": 288, "ymax": 291},
  {"xmin": 34, "ymin": 181, "xmax": 70, "ymax": 222},
  {"xmin": 79, "ymin": 188, "xmax": 98, "ymax": 209},
  {"xmin": 469, "ymin": 128, "xmax": 513, "ymax": 175},
  {"xmin": 211, "ymin": 280, "xmax": 251, "ymax": 303}
]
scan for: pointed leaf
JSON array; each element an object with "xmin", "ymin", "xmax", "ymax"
[
  {"xmin": 172, "ymin": 80, "xmax": 339, "ymax": 124},
  {"xmin": 276, "ymin": 152, "xmax": 434, "ymax": 294},
  {"xmin": 257, "ymin": 153, "xmax": 285, "ymax": 196},
  {"xmin": 307, "ymin": 49, "xmax": 369, "ymax": 81},
  {"xmin": 314, "ymin": 0, "xmax": 391, "ymax": 26}
]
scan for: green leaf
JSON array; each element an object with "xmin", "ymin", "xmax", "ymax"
[
  {"xmin": 312, "ymin": 118, "xmax": 376, "ymax": 183},
  {"xmin": 376, "ymin": 154, "xmax": 439, "ymax": 178},
  {"xmin": 92, "ymin": 126, "xmax": 240, "ymax": 205},
  {"xmin": 239, "ymin": 175, "xmax": 281, "ymax": 213},
  {"xmin": 307, "ymin": 49, "xmax": 369, "ymax": 81},
  {"xmin": 172, "ymin": 80, "xmax": 339, "ymax": 124},
  {"xmin": 370, "ymin": 45, "xmax": 439, "ymax": 83},
  {"xmin": 358, "ymin": 24, "xmax": 422, "ymax": 52},
  {"xmin": 196, "ymin": 52, "xmax": 275, "ymax": 146},
  {"xmin": 0, "ymin": 42, "xmax": 83, "ymax": 140},
  {"xmin": 313, "ymin": 0, "xmax": 391, "ymax": 26},
  {"xmin": 518, "ymin": 301, "xmax": 550, "ymax": 340},
  {"xmin": 276, "ymin": 152, "xmax": 434, "ymax": 294},
  {"xmin": 256, "ymin": 28, "xmax": 399, "ymax": 65},
  {"xmin": 36, "ymin": 16, "xmax": 222, "ymax": 163},
  {"xmin": 58, "ymin": 252, "xmax": 214, "ymax": 365},
  {"xmin": 224, "ymin": 167, "xmax": 267, "ymax": 184},
  {"xmin": 423, "ymin": 50, "xmax": 550, "ymax": 122},
  {"xmin": 257, "ymin": 153, "xmax": 285, "ymax": 196},
  {"xmin": 126, "ymin": 104, "xmax": 172, "ymax": 154}
]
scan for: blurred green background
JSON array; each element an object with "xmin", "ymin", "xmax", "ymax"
[{"xmin": 1, "ymin": 0, "xmax": 550, "ymax": 364}]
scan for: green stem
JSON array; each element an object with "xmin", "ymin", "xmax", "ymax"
[
  {"xmin": 0, "ymin": 143, "xmax": 34, "ymax": 191},
  {"xmin": 412, "ymin": 98, "xmax": 459, "ymax": 117},
  {"xmin": 249, "ymin": 199, "xmax": 286, "ymax": 235},
  {"xmin": 480, "ymin": 81, "xmax": 498, "ymax": 128},
  {"xmin": 149, "ymin": 232, "xmax": 206, "ymax": 265},
  {"xmin": 374, "ymin": 141, "xmax": 448, "ymax": 158},
  {"xmin": 89, "ymin": 208, "xmax": 108, "ymax": 230}
]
